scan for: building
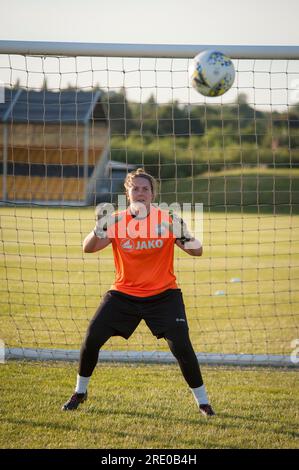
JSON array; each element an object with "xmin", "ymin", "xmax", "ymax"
[{"xmin": 0, "ymin": 87, "xmax": 130, "ymax": 205}]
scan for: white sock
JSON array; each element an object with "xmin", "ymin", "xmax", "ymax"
[
  {"xmin": 75, "ymin": 374, "xmax": 91, "ymax": 394},
  {"xmin": 190, "ymin": 384, "xmax": 209, "ymax": 406}
]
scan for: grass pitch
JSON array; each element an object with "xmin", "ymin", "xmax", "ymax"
[
  {"xmin": 0, "ymin": 168, "xmax": 298, "ymax": 450},
  {"xmin": 1, "ymin": 200, "xmax": 298, "ymax": 356},
  {"xmin": 0, "ymin": 361, "xmax": 298, "ymax": 449}
]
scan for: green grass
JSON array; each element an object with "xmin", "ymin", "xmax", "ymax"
[
  {"xmin": 160, "ymin": 167, "xmax": 299, "ymax": 212},
  {"xmin": 0, "ymin": 361, "xmax": 298, "ymax": 449},
  {"xmin": 0, "ymin": 181, "xmax": 299, "ymax": 355},
  {"xmin": 0, "ymin": 168, "xmax": 298, "ymax": 450}
]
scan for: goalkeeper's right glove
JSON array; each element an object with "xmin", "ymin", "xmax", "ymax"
[
  {"xmin": 93, "ymin": 203, "xmax": 124, "ymax": 239},
  {"xmin": 93, "ymin": 203, "xmax": 112, "ymax": 239}
]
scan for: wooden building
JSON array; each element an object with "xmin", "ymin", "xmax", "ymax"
[{"xmin": 0, "ymin": 88, "xmax": 109, "ymax": 204}]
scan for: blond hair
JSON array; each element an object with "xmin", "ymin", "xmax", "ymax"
[{"xmin": 124, "ymin": 168, "xmax": 157, "ymax": 198}]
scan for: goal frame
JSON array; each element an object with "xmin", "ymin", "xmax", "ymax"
[
  {"xmin": 1, "ymin": 40, "xmax": 299, "ymax": 59},
  {"xmin": 1, "ymin": 40, "xmax": 298, "ymax": 368}
]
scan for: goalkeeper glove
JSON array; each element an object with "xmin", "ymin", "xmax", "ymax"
[
  {"xmin": 162, "ymin": 212, "xmax": 194, "ymax": 245},
  {"xmin": 93, "ymin": 203, "xmax": 113, "ymax": 239},
  {"xmin": 93, "ymin": 203, "xmax": 124, "ymax": 239}
]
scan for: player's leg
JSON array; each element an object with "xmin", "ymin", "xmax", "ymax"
[
  {"xmin": 62, "ymin": 321, "xmax": 116, "ymax": 411},
  {"xmin": 142, "ymin": 289, "xmax": 215, "ymax": 417},
  {"xmin": 76, "ymin": 321, "xmax": 117, "ymax": 388},
  {"xmin": 164, "ymin": 326, "xmax": 203, "ymax": 387},
  {"xmin": 62, "ymin": 291, "xmax": 140, "ymax": 411},
  {"xmin": 62, "ymin": 294, "xmax": 120, "ymax": 411},
  {"xmin": 164, "ymin": 327, "xmax": 215, "ymax": 417}
]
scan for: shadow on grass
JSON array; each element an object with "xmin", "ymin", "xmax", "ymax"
[
  {"xmin": 1, "ymin": 407, "xmax": 298, "ymax": 449},
  {"xmin": 84, "ymin": 404, "xmax": 299, "ymax": 441}
]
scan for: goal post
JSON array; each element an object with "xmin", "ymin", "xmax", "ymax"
[
  {"xmin": 0, "ymin": 41, "xmax": 298, "ymax": 367},
  {"xmin": 1, "ymin": 40, "xmax": 299, "ymax": 59}
]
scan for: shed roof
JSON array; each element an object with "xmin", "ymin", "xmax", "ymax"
[{"xmin": 0, "ymin": 88, "xmax": 105, "ymax": 124}]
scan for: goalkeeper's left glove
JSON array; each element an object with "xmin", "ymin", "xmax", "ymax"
[
  {"xmin": 163, "ymin": 212, "xmax": 202, "ymax": 249},
  {"xmin": 163, "ymin": 212, "xmax": 194, "ymax": 245}
]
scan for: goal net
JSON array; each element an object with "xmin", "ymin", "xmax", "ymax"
[{"xmin": 0, "ymin": 41, "xmax": 298, "ymax": 367}]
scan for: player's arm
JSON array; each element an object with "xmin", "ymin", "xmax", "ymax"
[
  {"xmin": 175, "ymin": 238, "xmax": 203, "ymax": 257},
  {"xmin": 83, "ymin": 203, "xmax": 114, "ymax": 253},
  {"xmin": 83, "ymin": 231, "xmax": 111, "ymax": 253}
]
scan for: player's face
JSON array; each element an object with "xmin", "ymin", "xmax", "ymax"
[{"xmin": 127, "ymin": 177, "xmax": 153, "ymax": 214}]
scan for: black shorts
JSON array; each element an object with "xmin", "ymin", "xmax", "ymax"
[{"xmin": 91, "ymin": 289, "xmax": 189, "ymax": 339}]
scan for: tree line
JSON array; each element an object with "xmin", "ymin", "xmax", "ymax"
[{"xmin": 96, "ymin": 88, "xmax": 299, "ymax": 178}]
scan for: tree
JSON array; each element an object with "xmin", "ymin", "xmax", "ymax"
[{"xmin": 103, "ymin": 87, "xmax": 134, "ymax": 134}]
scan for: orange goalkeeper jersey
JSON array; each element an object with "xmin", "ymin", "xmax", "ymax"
[{"xmin": 107, "ymin": 205, "xmax": 178, "ymax": 297}]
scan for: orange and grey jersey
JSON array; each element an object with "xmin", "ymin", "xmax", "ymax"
[{"xmin": 107, "ymin": 205, "xmax": 178, "ymax": 297}]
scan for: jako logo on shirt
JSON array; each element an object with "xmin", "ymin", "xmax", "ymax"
[{"xmin": 120, "ymin": 239, "xmax": 164, "ymax": 251}]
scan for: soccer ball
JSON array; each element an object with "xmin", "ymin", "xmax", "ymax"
[{"xmin": 190, "ymin": 50, "xmax": 235, "ymax": 97}]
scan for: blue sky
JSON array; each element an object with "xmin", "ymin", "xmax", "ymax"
[{"xmin": 1, "ymin": 0, "xmax": 299, "ymax": 45}]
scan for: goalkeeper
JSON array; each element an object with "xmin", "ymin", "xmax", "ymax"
[{"xmin": 62, "ymin": 168, "xmax": 215, "ymax": 417}]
